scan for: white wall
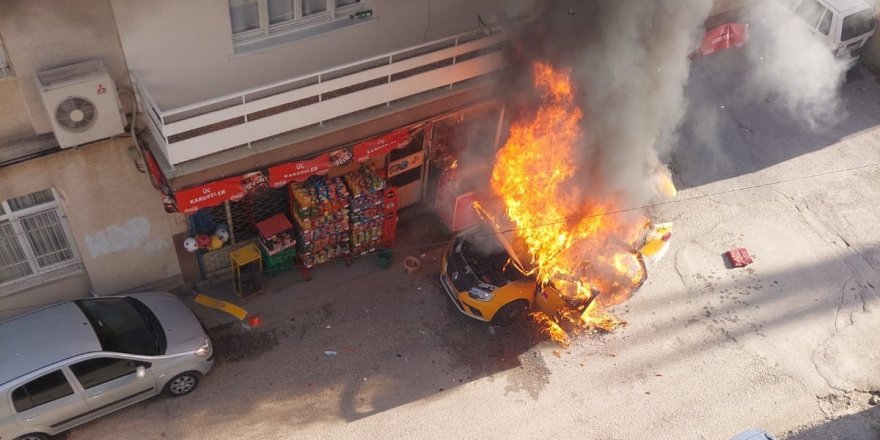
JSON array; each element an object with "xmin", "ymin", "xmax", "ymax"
[
  {"xmin": 112, "ymin": 0, "xmax": 531, "ymax": 109},
  {"xmin": 0, "ymin": 0, "xmax": 131, "ymax": 137}
]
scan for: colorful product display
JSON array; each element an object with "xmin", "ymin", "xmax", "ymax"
[
  {"xmin": 290, "ymin": 176, "xmax": 352, "ymax": 268},
  {"xmin": 344, "ymin": 166, "xmax": 387, "ymax": 257},
  {"xmin": 288, "ymin": 166, "xmax": 394, "ymax": 268}
]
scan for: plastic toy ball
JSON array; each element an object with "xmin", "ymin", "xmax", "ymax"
[
  {"xmin": 209, "ymin": 235, "xmax": 224, "ymax": 250},
  {"xmin": 183, "ymin": 237, "xmax": 199, "ymax": 253},
  {"xmin": 215, "ymin": 227, "xmax": 230, "ymax": 243},
  {"xmin": 195, "ymin": 234, "xmax": 212, "ymax": 249}
]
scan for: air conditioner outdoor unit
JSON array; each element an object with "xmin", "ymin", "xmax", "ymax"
[{"xmin": 36, "ymin": 59, "xmax": 125, "ymax": 149}]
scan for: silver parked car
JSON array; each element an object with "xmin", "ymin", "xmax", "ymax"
[{"xmin": 0, "ymin": 292, "xmax": 213, "ymax": 440}]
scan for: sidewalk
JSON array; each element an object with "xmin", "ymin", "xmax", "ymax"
[{"xmin": 183, "ymin": 206, "xmax": 454, "ymax": 331}]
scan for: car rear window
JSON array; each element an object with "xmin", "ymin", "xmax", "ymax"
[{"xmin": 842, "ymin": 9, "xmax": 875, "ymax": 41}]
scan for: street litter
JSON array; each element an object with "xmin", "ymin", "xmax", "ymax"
[
  {"xmin": 324, "ymin": 350, "xmax": 337, "ymax": 357},
  {"xmin": 247, "ymin": 314, "xmax": 263, "ymax": 328},
  {"xmin": 193, "ymin": 293, "xmax": 248, "ymax": 320},
  {"xmin": 404, "ymin": 256, "xmax": 421, "ymax": 275},
  {"xmin": 725, "ymin": 248, "xmax": 753, "ymax": 268}
]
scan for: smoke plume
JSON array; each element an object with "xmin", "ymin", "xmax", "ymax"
[
  {"xmin": 741, "ymin": 2, "xmax": 852, "ymax": 127},
  {"xmin": 506, "ymin": 0, "xmax": 853, "ymax": 206},
  {"xmin": 511, "ymin": 0, "xmax": 714, "ymax": 207}
]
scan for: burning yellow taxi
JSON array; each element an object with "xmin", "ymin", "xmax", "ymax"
[{"xmin": 439, "ymin": 220, "xmax": 672, "ymax": 326}]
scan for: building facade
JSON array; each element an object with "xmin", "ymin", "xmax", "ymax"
[
  {"xmin": 0, "ymin": 0, "xmax": 189, "ymax": 320},
  {"xmin": 0, "ymin": 0, "xmax": 533, "ymax": 319}
]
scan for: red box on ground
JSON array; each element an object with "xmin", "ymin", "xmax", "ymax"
[{"xmin": 725, "ymin": 248, "xmax": 753, "ymax": 268}]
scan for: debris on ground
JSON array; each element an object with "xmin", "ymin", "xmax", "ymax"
[
  {"xmin": 725, "ymin": 248, "xmax": 754, "ymax": 268},
  {"xmin": 247, "ymin": 314, "xmax": 263, "ymax": 328},
  {"xmin": 324, "ymin": 350, "xmax": 337, "ymax": 357},
  {"xmin": 404, "ymin": 256, "xmax": 421, "ymax": 275},
  {"xmin": 870, "ymin": 394, "xmax": 880, "ymax": 405},
  {"xmin": 193, "ymin": 293, "xmax": 248, "ymax": 320}
]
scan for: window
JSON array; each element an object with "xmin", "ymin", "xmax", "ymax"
[
  {"xmin": 71, "ymin": 358, "xmax": 149, "ymax": 389},
  {"xmin": 842, "ymin": 9, "xmax": 876, "ymax": 42},
  {"xmin": 75, "ymin": 297, "xmax": 166, "ymax": 355},
  {"xmin": 229, "ymin": 0, "xmax": 371, "ymax": 47},
  {"xmin": 0, "ymin": 189, "xmax": 80, "ymax": 286},
  {"xmin": 817, "ymin": 10, "xmax": 833, "ymax": 36},
  {"xmin": 12, "ymin": 370, "xmax": 75, "ymax": 412},
  {"xmin": 794, "ymin": 0, "xmax": 828, "ymax": 28},
  {"xmin": 0, "ymin": 37, "xmax": 12, "ymax": 78}
]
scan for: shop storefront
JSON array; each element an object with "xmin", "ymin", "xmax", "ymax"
[{"xmin": 144, "ymin": 100, "xmax": 505, "ymax": 281}]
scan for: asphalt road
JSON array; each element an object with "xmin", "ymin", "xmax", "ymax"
[{"xmin": 66, "ymin": 56, "xmax": 880, "ymax": 439}]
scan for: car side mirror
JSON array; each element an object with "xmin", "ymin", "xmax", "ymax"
[{"xmin": 136, "ymin": 366, "xmax": 146, "ymax": 379}]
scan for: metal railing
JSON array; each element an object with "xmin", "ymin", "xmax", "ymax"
[{"xmin": 132, "ymin": 26, "xmax": 511, "ymax": 166}]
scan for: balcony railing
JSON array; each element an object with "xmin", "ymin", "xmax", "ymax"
[{"xmin": 132, "ymin": 26, "xmax": 510, "ymax": 166}]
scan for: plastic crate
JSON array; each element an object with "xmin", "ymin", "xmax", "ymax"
[{"xmin": 261, "ymin": 245, "xmax": 297, "ymax": 275}]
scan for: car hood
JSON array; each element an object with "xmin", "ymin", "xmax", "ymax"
[{"xmin": 128, "ymin": 292, "xmax": 206, "ymax": 353}]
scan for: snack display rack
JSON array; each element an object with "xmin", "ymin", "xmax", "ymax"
[
  {"xmin": 289, "ymin": 176, "xmax": 352, "ymax": 268},
  {"xmin": 279, "ymin": 166, "xmax": 397, "ymax": 278},
  {"xmin": 344, "ymin": 166, "xmax": 387, "ymax": 256}
]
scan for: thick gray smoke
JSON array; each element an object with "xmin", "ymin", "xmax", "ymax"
[
  {"xmin": 741, "ymin": 2, "xmax": 851, "ymax": 127},
  {"xmin": 508, "ymin": 0, "xmax": 852, "ymax": 207},
  {"xmin": 516, "ymin": 1, "xmax": 714, "ymax": 207}
]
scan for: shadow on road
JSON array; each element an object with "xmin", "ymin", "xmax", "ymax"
[
  {"xmin": 675, "ymin": 52, "xmax": 880, "ymax": 189},
  {"xmin": 784, "ymin": 404, "xmax": 880, "ymax": 440}
]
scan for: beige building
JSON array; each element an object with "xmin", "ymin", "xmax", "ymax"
[
  {"xmin": 0, "ymin": 0, "xmax": 188, "ymax": 320},
  {"xmin": 0, "ymin": 0, "xmax": 533, "ymax": 319}
]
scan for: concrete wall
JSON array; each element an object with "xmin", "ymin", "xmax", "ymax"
[
  {"xmin": 0, "ymin": 137, "xmax": 187, "ymax": 305},
  {"xmin": 111, "ymin": 0, "xmax": 532, "ymax": 109},
  {"xmin": 0, "ymin": 77, "xmax": 33, "ymax": 140},
  {"xmin": 0, "ymin": 0, "xmax": 131, "ymax": 137},
  {"xmin": 0, "ymin": 275, "xmax": 91, "ymax": 322}
]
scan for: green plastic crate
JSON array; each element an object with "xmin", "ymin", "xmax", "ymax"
[{"xmin": 260, "ymin": 245, "xmax": 296, "ymax": 275}]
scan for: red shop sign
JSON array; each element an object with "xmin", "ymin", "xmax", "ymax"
[
  {"xmin": 701, "ymin": 23, "xmax": 749, "ymax": 56},
  {"xmin": 268, "ymin": 154, "xmax": 331, "ymax": 188},
  {"xmin": 353, "ymin": 127, "xmax": 415, "ymax": 163},
  {"xmin": 175, "ymin": 177, "xmax": 246, "ymax": 214}
]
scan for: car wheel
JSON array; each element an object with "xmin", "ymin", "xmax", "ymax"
[
  {"xmin": 15, "ymin": 433, "xmax": 49, "ymax": 440},
  {"xmin": 164, "ymin": 371, "xmax": 200, "ymax": 397},
  {"xmin": 491, "ymin": 300, "xmax": 529, "ymax": 326}
]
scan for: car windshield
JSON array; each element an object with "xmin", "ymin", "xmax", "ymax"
[
  {"xmin": 75, "ymin": 297, "xmax": 166, "ymax": 355},
  {"xmin": 842, "ymin": 9, "xmax": 875, "ymax": 41},
  {"xmin": 459, "ymin": 226, "xmax": 527, "ymax": 286}
]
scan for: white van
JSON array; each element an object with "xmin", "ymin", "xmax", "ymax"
[{"xmin": 789, "ymin": 0, "xmax": 876, "ymax": 56}]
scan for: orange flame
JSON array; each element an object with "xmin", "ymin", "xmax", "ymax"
[
  {"xmin": 491, "ymin": 62, "xmax": 647, "ymax": 340},
  {"xmin": 529, "ymin": 312, "xmax": 571, "ymax": 348}
]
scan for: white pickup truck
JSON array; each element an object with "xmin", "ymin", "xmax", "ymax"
[{"xmin": 785, "ymin": 0, "xmax": 876, "ymax": 57}]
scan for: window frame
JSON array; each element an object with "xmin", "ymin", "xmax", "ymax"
[
  {"xmin": 230, "ymin": 0, "xmax": 370, "ymax": 46},
  {"xmin": 0, "ymin": 36, "xmax": 11, "ymax": 79},
  {"xmin": 817, "ymin": 9, "xmax": 833, "ymax": 36},
  {"xmin": 11, "ymin": 370, "xmax": 76, "ymax": 413},
  {"xmin": 0, "ymin": 189, "xmax": 81, "ymax": 289},
  {"xmin": 70, "ymin": 357, "xmax": 151, "ymax": 390}
]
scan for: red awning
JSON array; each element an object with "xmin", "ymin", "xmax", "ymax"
[
  {"xmin": 175, "ymin": 176, "xmax": 246, "ymax": 214},
  {"xmin": 353, "ymin": 127, "xmax": 415, "ymax": 163},
  {"xmin": 268, "ymin": 154, "xmax": 331, "ymax": 188}
]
